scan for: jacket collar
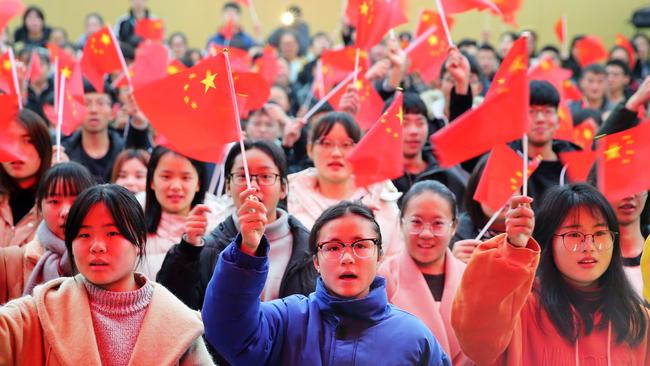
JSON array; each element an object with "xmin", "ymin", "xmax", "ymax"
[
  {"xmin": 313, "ymin": 276, "xmax": 390, "ymax": 322},
  {"xmin": 34, "ymin": 274, "xmax": 204, "ymax": 365}
]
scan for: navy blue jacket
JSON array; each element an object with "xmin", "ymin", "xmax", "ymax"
[{"xmin": 202, "ymin": 236, "xmax": 451, "ymax": 366}]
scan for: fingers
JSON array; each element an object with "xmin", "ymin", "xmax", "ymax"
[{"xmin": 505, "ymin": 195, "xmax": 535, "ymax": 247}]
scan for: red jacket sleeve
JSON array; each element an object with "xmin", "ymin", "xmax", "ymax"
[{"xmin": 451, "ymin": 233, "xmax": 540, "ymax": 365}]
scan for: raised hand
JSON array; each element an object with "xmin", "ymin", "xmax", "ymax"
[
  {"xmin": 445, "ymin": 47, "xmax": 471, "ymax": 95},
  {"xmin": 185, "ymin": 204, "xmax": 212, "ymax": 246},
  {"xmin": 237, "ymin": 187, "xmax": 268, "ymax": 256},
  {"xmin": 505, "ymin": 195, "xmax": 535, "ymax": 247}
]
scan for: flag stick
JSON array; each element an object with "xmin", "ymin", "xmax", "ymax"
[
  {"xmin": 522, "ymin": 134, "xmax": 529, "ymax": 196},
  {"xmin": 223, "ymin": 50, "xmax": 252, "ymax": 190},
  {"xmin": 248, "ymin": 0, "xmax": 262, "ymax": 33},
  {"xmin": 8, "ymin": 48, "xmax": 22, "ymax": 109},
  {"xmin": 434, "ymin": 0, "xmax": 454, "ymax": 46},
  {"xmin": 562, "ymin": 15, "xmax": 569, "ymax": 59},
  {"xmin": 404, "ymin": 26, "xmax": 437, "ymax": 54},
  {"xmin": 353, "ymin": 47, "xmax": 360, "ymax": 84},
  {"xmin": 55, "ymin": 73, "xmax": 66, "ymax": 162},
  {"xmin": 53, "ymin": 57, "xmax": 59, "ymax": 110},
  {"xmin": 107, "ymin": 25, "xmax": 132, "ymax": 88},
  {"xmin": 215, "ymin": 162, "xmax": 227, "ymax": 197},
  {"xmin": 302, "ymin": 69, "xmax": 359, "ymax": 123},
  {"xmin": 474, "ymin": 206, "xmax": 504, "ymax": 240}
]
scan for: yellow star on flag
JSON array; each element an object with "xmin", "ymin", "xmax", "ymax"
[
  {"xmin": 396, "ymin": 107, "xmax": 403, "ymax": 124},
  {"xmin": 603, "ymin": 143, "xmax": 622, "ymax": 161},
  {"xmin": 61, "ymin": 66, "xmax": 72, "ymax": 79},
  {"xmin": 200, "ymin": 70, "xmax": 217, "ymax": 94},
  {"xmin": 101, "ymin": 33, "xmax": 111, "ymax": 46},
  {"xmin": 360, "ymin": 2, "xmax": 369, "ymax": 16},
  {"xmin": 428, "ymin": 35, "xmax": 439, "ymax": 46},
  {"xmin": 2, "ymin": 59, "xmax": 10, "ymax": 70},
  {"xmin": 508, "ymin": 56, "xmax": 527, "ymax": 73}
]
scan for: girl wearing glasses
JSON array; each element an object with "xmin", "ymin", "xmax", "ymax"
[
  {"xmin": 287, "ymin": 112, "xmax": 403, "ymax": 257},
  {"xmin": 0, "ymin": 184, "xmax": 214, "ymax": 365},
  {"xmin": 138, "ymin": 146, "xmax": 227, "ymax": 279},
  {"xmin": 379, "ymin": 181, "xmax": 468, "ymax": 364},
  {"xmin": 158, "ymin": 140, "xmax": 317, "ymax": 310},
  {"xmin": 202, "ymin": 198, "xmax": 451, "ymax": 365},
  {"xmin": 452, "ymin": 183, "xmax": 649, "ymax": 365}
]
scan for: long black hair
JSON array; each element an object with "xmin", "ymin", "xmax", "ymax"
[
  {"xmin": 65, "ymin": 184, "xmax": 147, "ymax": 270},
  {"xmin": 144, "ymin": 146, "xmax": 207, "ymax": 233},
  {"xmin": 534, "ymin": 183, "xmax": 647, "ymax": 345}
]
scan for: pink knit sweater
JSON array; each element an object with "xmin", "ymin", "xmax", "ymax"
[{"xmin": 84, "ymin": 276, "xmax": 154, "ymax": 366}]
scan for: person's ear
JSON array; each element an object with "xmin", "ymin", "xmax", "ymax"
[
  {"xmin": 307, "ymin": 143, "xmax": 313, "ymax": 160},
  {"xmin": 279, "ymin": 179, "xmax": 288, "ymax": 200},
  {"xmin": 312, "ymin": 254, "xmax": 320, "ymax": 273}
]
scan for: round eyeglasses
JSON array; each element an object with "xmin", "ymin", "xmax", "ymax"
[
  {"xmin": 553, "ymin": 230, "xmax": 616, "ymax": 253},
  {"xmin": 317, "ymin": 238, "xmax": 379, "ymax": 261}
]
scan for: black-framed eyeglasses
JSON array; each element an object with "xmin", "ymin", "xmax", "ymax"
[
  {"xmin": 317, "ymin": 238, "xmax": 379, "ymax": 261},
  {"xmin": 228, "ymin": 173, "xmax": 280, "ymax": 186},
  {"xmin": 554, "ymin": 230, "xmax": 617, "ymax": 253},
  {"xmin": 403, "ymin": 217, "xmax": 453, "ymax": 235}
]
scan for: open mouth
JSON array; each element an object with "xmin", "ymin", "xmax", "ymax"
[
  {"xmin": 90, "ymin": 260, "xmax": 109, "ymax": 267},
  {"xmin": 417, "ymin": 243, "xmax": 436, "ymax": 249},
  {"xmin": 339, "ymin": 273, "xmax": 358, "ymax": 280}
]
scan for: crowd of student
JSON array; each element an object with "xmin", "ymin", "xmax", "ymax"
[{"xmin": 1, "ymin": 0, "xmax": 650, "ymax": 365}]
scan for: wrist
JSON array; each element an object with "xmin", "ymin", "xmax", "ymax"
[
  {"xmin": 625, "ymin": 96, "xmax": 641, "ymax": 112},
  {"xmin": 182, "ymin": 233, "xmax": 204, "ymax": 247}
]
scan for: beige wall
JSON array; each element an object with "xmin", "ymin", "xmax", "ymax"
[{"xmin": 8, "ymin": 0, "xmax": 649, "ymax": 50}]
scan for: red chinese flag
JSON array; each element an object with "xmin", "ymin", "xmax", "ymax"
[
  {"xmin": 0, "ymin": 51, "xmax": 14, "ymax": 93},
  {"xmin": 131, "ymin": 41, "xmax": 169, "ymax": 89},
  {"xmin": 320, "ymin": 47, "xmax": 365, "ymax": 92},
  {"xmin": 0, "ymin": 94, "xmax": 22, "ymax": 162},
  {"xmin": 348, "ymin": 0, "xmax": 408, "ymax": 50},
  {"xmin": 615, "ymin": 34, "xmax": 636, "ymax": 70},
  {"xmin": 329, "ymin": 74, "xmax": 384, "ymax": 130},
  {"xmin": 597, "ymin": 121, "xmax": 650, "ymax": 201},
  {"xmin": 253, "ymin": 46, "xmax": 279, "ymax": 85},
  {"xmin": 553, "ymin": 102, "xmax": 574, "ymax": 142},
  {"xmin": 135, "ymin": 18, "xmax": 165, "ymax": 41},
  {"xmin": 561, "ymin": 79, "xmax": 583, "ymax": 101},
  {"xmin": 559, "ymin": 150, "xmax": 597, "ymax": 183},
  {"xmin": 208, "ymin": 46, "xmax": 251, "ymax": 72},
  {"xmin": 572, "ymin": 119, "xmax": 596, "ymax": 150},
  {"xmin": 348, "ymin": 92, "xmax": 404, "ymax": 187},
  {"xmin": 48, "ymin": 43, "xmax": 76, "ymax": 81},
  {"xmin": 321, "ymin": 47, "xmax": 368, "ymax": 71},
  {"xmin": 232, "ymin": 71, "xmax": 270, "ymax": 111},
  {"xmin": 27, "ymin": 49, "xmax": 42, "ymax": 85},
  {"xmin": 490, "ymin": 0, "xmax": 522, "ymax": 26},
  {"xmin": 574, "ymin": 36, "xmax": 607, "ymax": 68},
  {"xmin": 486, "ymin": 36, "xmax": 528, "ymax": 98},
  {"xmin": 81, "ymin": 26, "xmax": 124, "ymax": 92},
  {"xmin": 440, "ymin": 0, "xmax": 500, "ymax": 15},
  {"xmin": 60, "ymin": 87, "xmax": 88, "ymax": 136},
  {"xmin": 168, "ymin": 59, "xmax": 187, "ymax": 75},
  {"xmin": 235, "ymin": 0, "xmax": 251, "ymax": 5},
  {"xmin": 474, "ymin": 144, "xmax": 538, "ymax": 213},
  {"xmin": 408, "ymin": 10, "xmax": 452, "ymax": 83},
  {"xmin": 554, "ymin": 17, "xmax": 566, "ymax": 44},
  {"xmin": 134, "ymin": 53, "xmax": 240, "ymax": 163},
  {"xmin": 528, "ymin": 56, "xmax": 572, "ymax": 90},
  {"xmin": 432, "ymin": 37, "xmax": 529, "ymax": 167},
  {"xmin": 0, "ymin": 0, "xmax": 24, "ymax": 33}
]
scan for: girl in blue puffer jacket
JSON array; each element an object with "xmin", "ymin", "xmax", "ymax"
[{"xmin": 202, "ymin": 189, "xmax": 451, "ymax": 366}]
